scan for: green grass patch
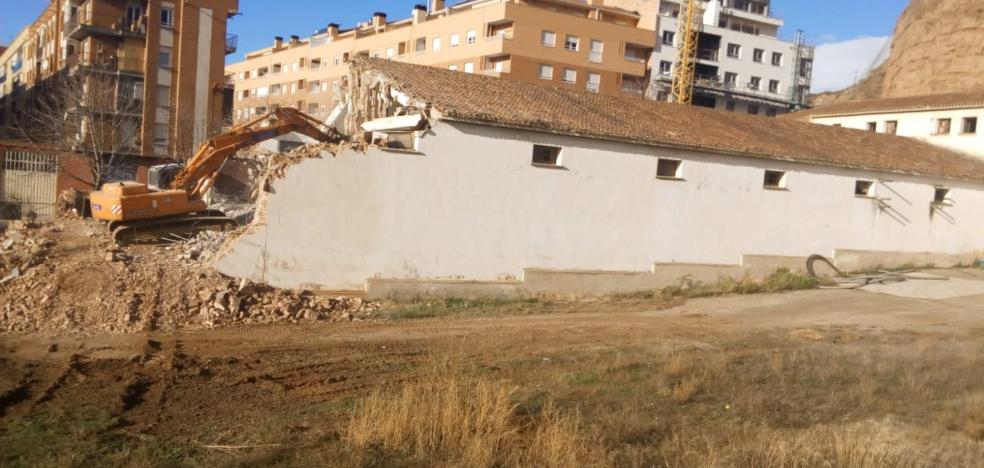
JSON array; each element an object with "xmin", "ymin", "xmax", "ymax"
[{"xmin": 616, "ymin": 268, "xmax": 819, "ymax": 302}]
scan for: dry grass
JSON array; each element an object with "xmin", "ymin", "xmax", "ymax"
[{"xmin": 346, "ymin": 373, "xmax": 606, "ymax": 467}]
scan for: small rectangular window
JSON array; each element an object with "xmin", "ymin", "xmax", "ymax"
[
  {"xmin": 586, "ymin": 73, "xmax": 601, "ymax": 93},
  {"xmin": 763, "ymin": 170, "xmax": 786, "ymax": 189},
  {"xmin": 753, "ymin": 48, "xmax": 764, "ymax": 63},
  {"xmin": 562, "ymin": 68, "xmax": 577, "ymax": 84},
  {"xmin": 532, "ymin": 144, "xmax": 562, "ymax": 166},
  {"xmin": 450, "ymin": 34, "xmax": 460, "ymax": 47},
  {"xmin": 659, "ymin": 61, "xmax": 672, "ymax": 75},
  {"xmin": 936, "ymin": 118, "xmax": 951, "ymax": 135},
  {"xmin": 962, "ymin": 117, "xmax": 977, "ymax": 134},
  {"xmin": 727, "ymin": 43, "xmax": 741, "ymax": 58},
  {"xmin": 725, "ymin": 101, "xmax": 736, "ymax": 111},
  {"xmin": 541, "ymin": 31, "xmax": 556, "ymax": 47},
  {"xmin": 748, "ymin": 105, "xmax": 759, "ymax": 115},
  {"xmin": 768, "ymin": 80, "xmax": 780, "ymax": 94},
  {"xmin": 161, "ymin": 7, "xmax": 175, "ymax": 28},
  {"xmin": 656, "ymin": 158, "xmax": 682, "ymax": 179},
  {"xmin": 855, "ymin": 180, "xmax": 875, "ymax": 197},
  {"xmin": 771, "ymin": 52, "xmax": 783, "ymax": 66},
  {"xmin": 415, "ymin": 37, "xmax": 426, "ymax": 52},
  {"xmin": 662, "ymin": 31, "xmax": 675, "ymax": 46},
  {"xmin": 159, "ymin": 47, "xmax": 172, "ymax": 68},
  {"xmin": 538, "ymin": 64, "xmax": 553, "ymax": 80},
  {"xmin": 432, "ymin": 37, "xmax": 442, "ymax": 52},
  {"xmin": 867, "ymin": 122, "xmax": 877, "ymax": 132},
  {"xmin": 464, "ymin": 62, "xmax": 474, "ymax": 73},
  {"xmin": 565, "ymin": 35, "xmax": 579, "ymax": 51},
  {"xmin": 934, "ymin": 187, "xmax": 951, "ymax": 205},
  {"xmin": 466, "ymin": 30, "xmax": 477, "ymax": 44},
  {"xmin": 885, "ymin": 120, "xmax": 898, "ymax": 135}
]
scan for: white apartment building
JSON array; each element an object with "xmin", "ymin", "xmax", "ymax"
[
  {"xmin": 649, "ymin": 0, "xmax": 813, "ymax": 116},
  {"xmin": 794, "ymin": 91, "xmax": 984, "ymax": 160}
]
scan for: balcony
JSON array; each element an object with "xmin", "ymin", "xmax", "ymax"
[
  {"xmin": 226, "ymin": 34, "xmax": 239, "ymax": 55},
  {"xmin": 72, "ymin": 55, "xmax": 146, "ymax": 77},
  {"xmin": 624, "ymin": 43, "xmax": 653, "ymax": 64},
  {"xmin": 65, "ymin": 10, "xmax": 147, "ymax": 41},
  {"xmin": 696, "ymin": 48, "xmax": 719, "ymax": 62}
]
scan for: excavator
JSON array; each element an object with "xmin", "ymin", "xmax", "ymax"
[{"xmin": 89, "ymin": 108, "xmax": 340, "ymax": 243}]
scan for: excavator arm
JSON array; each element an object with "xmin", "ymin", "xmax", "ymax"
[{"xmin": 171, "ymin": 108, "xmax": 339, "ymax": 200}]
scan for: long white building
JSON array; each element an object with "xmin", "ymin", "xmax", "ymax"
[
  {"xmin": 790, "ymin": 91, "xmax": 984, "ymax": 160},
  {"xmin": 648, "ymin": 0, "xmax": 813, "ymax": 116},
  {"xmin": 217, "ymin": 59, "xmax": 984, "ymax": 297}
]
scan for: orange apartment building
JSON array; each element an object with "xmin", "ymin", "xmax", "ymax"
[
  {"xmin": 0, "ymin": 0, "xmax": 240, "ymax": 160},
  {"xmin": 226, "ymin": 0, "xmax": 657, "ymax": 123}
]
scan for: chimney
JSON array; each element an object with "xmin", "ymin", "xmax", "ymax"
[
  {"xmin": 429, "ymin": 0, "xmax": 445, "ymax": 11},
  {"xmin": 372, "ymin": 12, "xmax": 387, "ymax": 28},
  {"xmin": 289, "ymin": 35, "xmax": 300, "ymax": 45},
  {"xmin": 274, "ymin": 36, "xmax": 283, "ymax": 49},
  {"xmin": 412, "ymin": 4, "xmax": 427, "ymax": 24},
  {"xmin": 327, "ymin": 23, "xmax": 339, "ymax": 39}
]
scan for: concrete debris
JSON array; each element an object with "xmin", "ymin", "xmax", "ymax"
[{"xmin": 0, "ymin": 218, "xmax": 379, "ymax": 335}]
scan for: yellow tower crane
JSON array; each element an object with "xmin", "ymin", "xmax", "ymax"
[{"xmin": 670, "ymin": 0, "xmax": 702, "ymax": 105}]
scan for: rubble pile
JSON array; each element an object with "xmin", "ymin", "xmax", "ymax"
[
  {"xmin": 177, "ymin": 229, "xmax": 232, "ymax": 262},
  {"xmin": 197, "ymin": 282, "xmax": 378, "ymax": 328},
  {"xmin": 0, "ymin": 221, "xmax": 55, "ymax": 285},
  {"xmin": 0, "ymin": 218, "xmax": 379, "ymax": 334}
]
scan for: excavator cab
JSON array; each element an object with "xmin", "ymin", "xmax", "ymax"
[{"xmin": 147, "ymin": 163, "xmax": 184, "ymax": 191}]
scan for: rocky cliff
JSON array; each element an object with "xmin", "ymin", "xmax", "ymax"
[{"xmin": 822, "ymin": 0, "xmax": 984, "ymax": 104}]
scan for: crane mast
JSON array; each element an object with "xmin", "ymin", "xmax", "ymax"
[{"xmin": 670, "ymin": 0, "xmax": 702, "ymax": 105}]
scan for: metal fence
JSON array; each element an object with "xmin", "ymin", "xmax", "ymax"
[{"xmin": 1, "ymin": 150, "xmax": 58, "ymax": 219}]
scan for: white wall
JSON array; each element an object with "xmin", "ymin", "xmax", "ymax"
[
  {"xmin": 812, "ymin": 109, "xmax": 984, "ymax": 159},
  {"xmin": 218, "ymin": 121, "xmax": 984, "ymax": 290}
]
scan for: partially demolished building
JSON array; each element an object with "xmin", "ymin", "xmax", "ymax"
[{"xmin": 217, "ymin": 58, "xmax": 984, "ymax": 297}]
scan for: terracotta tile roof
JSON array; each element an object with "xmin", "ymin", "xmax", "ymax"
[
  {"xmin": 786, "ymin": 91, "xmax": 984, "ymax": 120},
  {"xmin": 355, "ymin": 58, "xmax": 984, "ymax": 183}
]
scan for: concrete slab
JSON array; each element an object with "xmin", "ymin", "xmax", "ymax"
[{"xmin": 861, "ymin": 277, "xmax": 984, "ymax": 300}]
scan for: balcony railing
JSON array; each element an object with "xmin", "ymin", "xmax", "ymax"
[
  {"xmin": 696, "ymin": 48, "xmax": 719, "ymax": 62},
  {"xmin": 73, "ymin": 56, "xmax": 146, "ymax": 76},
  {"xmin": 226, "ymin": 34, "xmax": 239, "ymax": 55},
  {"xmin": 65, "ymin": 10, "xmax": 147, "ymax": 41}
]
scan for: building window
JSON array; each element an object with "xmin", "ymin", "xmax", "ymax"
[
  {"xmin": 766, "ymin": 109, "xmax": 777, "ymax": 117},
  {"xmin": 450, "ymin": 33, "xmax": 460, "ymax": 47},
  {"xmin": 586, "ymin": 73, "xmax": 601, "ymax": 93},
  {"xmin": 433, "ymin": 37, "xmax": 442, "ymax": 52},
  {"xmin": 562, "ymin": 68, "xmax": 577, "ymax": 84},
  {"xmin": 309, "ymin": 81, "xmax": 320, "ymax": 93},
  {"xmin": 768, "ymin": 80, "xmax": 780, "ymax": 94},
  {"xmin": 589, "ymin": 40, "xmax": 604, "ymax": 63},
  {"xmin": 332, "ymin": 81, "xmax": 340, "ymax": 92},
  {"xmin": 659, "ymin": 61, "xmax": 672, "ymax": 75},
  {"xmin": 727, "ymin": 43, "xmax": 741, "ymax": 58},
  {"xmin": 541, "ymin": 31, "xmax": 556, "ymax": 47},
  {"xmin": 867, "ymin": 122, "xmax": 877, "ymax": 132},
  {"xmin": 935, "ymin": 118, "xmax": 952, "ymax": 135},
  {"xmin": 855, "ymin": 180, "xmax": 875, "ymax": 197},
  {"xmin": 662, "ymin": 31, "xmax": 675, "ymax": 46},
  {"xmin": 962, "ymin": 117, "xmax": 978, "ymax": 134},
  {"xmin": 753, "ymin": 48, "xmax": 764, "ymax": 63},
  {"xmin": 415, "ymin": 37, "xmax": 426, "ymax": 53},
  {"xmin": 565, "ymin": 35, "xmax": 580, "ymax": 51},
  {"xmin": 763, "ymin": 170, "xmax": 787, "ymax": 189},
  {"xmin": 885, "ymin": 120, "xmax": 898, "ymax": 135},
  {"xmin": 464, "ymin": 62, "xmax": 474, "ymax": 73},
  {"xmin": 466, "ymin": 30, "xmax": 477, "ymax": 44},
  {"xmin": 532, "ymin": 144, "xmax": 562, "ymax": 166},
  {"xmin": 449, "ymin": 65, "xmax": 458, "ymax": 71},
  {"xmin": 724, "ymin": 72, "xmax": 738, "ymax": 86},
  {"xmin": 159, "ymin": 47, "xmax": 172, "ymax": 68},
  {"xmin": 725, "ymin": 101, "xmax": 736, "ymax": 111},
  {"xmin": 308, "ymin": 103, "xmax": 319, "ymax": 114},
  {"xmin": 749, "ymin": 76, "xmax": 761, "ymax": 90},
  {"xmin": 748, "ymin": 105, "xmax": 759, "ymax": 115},
  {"xmin": 656, "ymin": 158, "xmax": 683, "ymax": 179},
  {"xmin": 161, "ymin": 7, "xmax": 175, "ymax": 28},
  {"xmin": 386, "ymin": 48, "xmax": 395, "ymax": 59},
  {"xmin": 771, "ymin": 52, "xmax": 783, "ymax": 66},
  {"xmin": 538, "ymin": 64, "xmax": 553, "ymax": 80},
  {"xmin": 934, "ymin": 187, "xmax": 951, "ymax": 205}
]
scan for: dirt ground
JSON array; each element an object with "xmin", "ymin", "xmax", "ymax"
[{"xmin": 3, "ymin": 284, "xmax": 984, "ymax": 466}]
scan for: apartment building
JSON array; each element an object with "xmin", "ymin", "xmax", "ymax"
[
  {"xmin": 648, "ymin": 0, "xmax": 813, "ymax": 115},
  {"xmin": 226, "ymin": 0, "xmax": 657, "ymax": 123},
  {"xmin": 0, "ymin": 0, "xmax": 240, "ymax": 161}
]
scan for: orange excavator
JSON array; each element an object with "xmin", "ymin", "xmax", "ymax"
[{"xmin": 89, "ymin": 108, "xmax": 340, "ymax": 243}]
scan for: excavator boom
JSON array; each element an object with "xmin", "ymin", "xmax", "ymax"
[{"xmin": 89, "ymin": 108, "xmax": 339, "ymax": 243}]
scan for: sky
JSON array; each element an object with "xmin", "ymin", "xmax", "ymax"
[{"xmin": 2, "ymin": 0, "xmax": 910, "ymax": 93}]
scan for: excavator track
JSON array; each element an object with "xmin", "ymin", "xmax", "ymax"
[{"xmin": 111, "ymin": 213, "xmax": 237, "ymax": 244}]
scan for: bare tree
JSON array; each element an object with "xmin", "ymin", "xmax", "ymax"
[{"xmin": 14, "ymin": 66, "xmax": 143, "ymax": 189}]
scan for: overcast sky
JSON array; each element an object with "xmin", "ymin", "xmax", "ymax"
[{"xmin": 2, "ymin": 0, "xmax": 908, "ymax": 93}]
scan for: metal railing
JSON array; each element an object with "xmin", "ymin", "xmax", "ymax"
[
  {"xmin": 74, "ymin": 56, "xmax": 146, "ymax": 75},
  {"xmin": 65, "ymin": 10, "xmax": 148, "ymax": 39},
  {"xmin": 697, "ymin": 48, "xmax": 719, "ymax": 62}
]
